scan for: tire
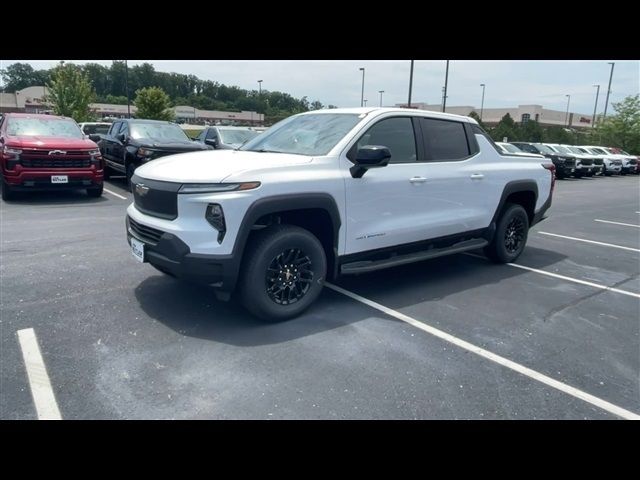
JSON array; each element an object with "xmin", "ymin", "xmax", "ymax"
[
  {"xmin": 602, "ymin": 164, "xmax": 609, "ymax": 176},
  {"xmin": 238, "ymin": 224, "xmax": 327, "ymax": 321},
  {"xmin": 126, "ymin": 162, "xmax": 137, "ymax": 192},
  {"xmin": 484, "ymin": 203, "xmax": 529, "ymax": 264},
  {"xmin": 86, "ymin": 184, "xmax": 103, "ymax": 198},
  {"xmin": 1, "ymin": 179, "xmax": 14, "ymax": 201}
]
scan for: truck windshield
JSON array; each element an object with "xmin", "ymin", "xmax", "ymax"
[
  {"xmin": 532, "ymin": 144, "xmax": 555, "ymax": 155},
  {"xmin": 240, "ymin": 113, "xmax": 361, "ymax": 156},
  {"xmin": 551, "ymin": 145, "xmax": 573, "ymax": 154},
  {"xmin": 6, "ymin": 117, "xmax": 83, "ymax": 138},
  {"xmin": 500, "ymin": 143, "xmax": 523, "ymax": 153},
  {"xmin": 130, "ymin": 123, "xmax": 190, "ymax": 142},
  {"xmin": 219, "ymin": 128, "xmax": 260, "ymax": 146}
]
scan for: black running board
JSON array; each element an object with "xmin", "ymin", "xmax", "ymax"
[{"xmin": 340, "ymin": 238, "xmax": 488, "ymax": 275}]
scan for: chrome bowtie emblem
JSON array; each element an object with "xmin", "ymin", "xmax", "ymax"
[
  {"xmin": 135, "ymin": 184, "xmax": 150, "ymax": 196},
  {"xmin": 48, "ymin": 150, "xmax": 66, "ymax": 155}
]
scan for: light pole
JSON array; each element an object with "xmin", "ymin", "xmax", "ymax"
[
  {"xmin": 378, "ymin": 90, "xmax": 384, "ymax": 107},
  {"xmin": 564, "ymin": 94, "xmax": 571, "ymax": 127},
  {"xmin": 480, "ymin": 83, "xmax": 486, "ymax": 121},
  {"xmin": 359, "ymin": 67, "xmax": 365, "ymax": 107},
  {"xmin": 603, "ymin": 62, "xmax": 615, "ymax": 120},
  {"xmin": 592, "ymin": 84, "xmax": 600, "ymax": 129},
  {"xmin": 258, "ymin": 79, "xmax": 263, "ymax": 96},
  {"xmin": 407, "ymin": 60, "xmax": 414, "ymax": 108},
  {"xmin": 124, "ymin": 60, "xmax": 131, "ymax": 118},
  {"xmin": 363, "ymin": 99, "xmax": 368, "ymax": 107},
  {"xmin": 442, "ymin": 60, "xmax": 450, "ymax": 112}
]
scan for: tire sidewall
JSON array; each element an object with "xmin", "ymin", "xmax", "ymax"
[
  {"xmin": 242, "ymin": 227, "xmax": 327, "ymax": 320},
  {"xmin": 494, "ymin": 204, "xmax": 529, "ymax": 263}
]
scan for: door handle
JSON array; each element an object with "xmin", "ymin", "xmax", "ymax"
[
  {"xmin": 470, "ymin": 173, "xmax": 485, "ymax": 180},
  {"xmin": 409, "ymin": 176, "xmax": 428, "ymax": 183}
]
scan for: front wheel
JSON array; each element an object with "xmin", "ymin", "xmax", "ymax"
[
  {"xmin": 86, "ymin": 184, "xmax": 103, "ymax": 198},
  {"xmin": 239, "ymin": 224, "xmax": 327, "ymax": 321},
  {"xmin": 484, "ymin": 203, "xmax": 529, "ymax": 264},
  {"xmin": 1, "ymin": 179, "xmax": 15, "ymax": 201}
]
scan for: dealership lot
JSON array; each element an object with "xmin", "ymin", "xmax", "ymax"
[{"xmin": 1, "ymin": 175, "xmax": 638, "ymax": 419}]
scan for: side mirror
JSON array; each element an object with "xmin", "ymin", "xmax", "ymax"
[
  {"xmin": 88, "ymin": 134, "xmax": 102, "ymax": 143},
  {"xmin": 350, "ymin": 145, "xmax": 391, "ymax": 178},
  {"xmin": 205, "ymin": 138, "xmax": 218, "ymax": 148},
  {"xmin": 116, "ymin": 133, "xmax": 126, "ymax": 143}
]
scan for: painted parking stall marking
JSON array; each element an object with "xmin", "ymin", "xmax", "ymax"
[
  {"xmin": 16, "ymin": 328, "xmax": 62, "ymax": 420},
  {"xmin": 104, "ymin": 187, "xmax": 128, "ymax": 200},
  {"xmin": 594, "ymin": 219, "xmax": 640, "ymax": 229},
  {"xmin": 326, "ymin": 283, "xmax": 640, "ymax": 420},
  {"xmin": 537, "ymin": 231, "xmax": 640, "ymax": 253}
]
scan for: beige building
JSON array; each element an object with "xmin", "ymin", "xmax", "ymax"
[
  {"xmin": 395, "ymin": 102, "xmax": 596, "ymax": 129},
  {"xmin": 1, "ymin": 86, "xmax": 264, "ymax": 125}
]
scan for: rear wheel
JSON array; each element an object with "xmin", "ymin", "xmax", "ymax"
[
  {"xmin": 484, "ymin": 203, "xmax": 529, "ymax": 263},
  {"xmin": 239, "ymin": 224, "xmax": 327, "ymax": 321}
]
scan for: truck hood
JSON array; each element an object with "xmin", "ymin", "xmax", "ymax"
[
  {"xmin": 138, "ymin": 140, "xmax": 210, "ymax": 152},
  {"xmin": 134, "ymin": 149, "xmax": 313, "ymax": 183},
  {"xmin": 5, "ymin": 135, "xmax": 98, "ymax": 150}
]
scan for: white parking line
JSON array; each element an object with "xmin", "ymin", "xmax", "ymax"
[
  {"xmin": 325, "ymin": 283, "xmax": 640, "ymax": 420},
  {"xmin": 594, "ymin": 219, "xmax": 640, "ymax": 228},
  {"xmin": 537, "ymin": 231, "xmax": 640, "ymax": 253},
  {"xmin": 104, "ymin": 188, "xmax": 128, "ymax": 200},
  {"xmin": 16, "ymin": 328, "xmax": 62, "ymax": 420},
  {"xmin": 463, "ymin": 253, "xmax": 640, "ymax": 299}
]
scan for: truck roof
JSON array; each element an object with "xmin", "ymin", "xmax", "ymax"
[{"xmin": 299, "ymin": 107, "xmax": 477, "ymax": 124}]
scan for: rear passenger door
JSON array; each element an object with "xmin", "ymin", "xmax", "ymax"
[
  {"xmin": 103, "ymin": 121, "xmax": 121, "ymax": 164},
  {"xmin": 413, "ymin": 117, "xmax": 496, "ymax": 236}
]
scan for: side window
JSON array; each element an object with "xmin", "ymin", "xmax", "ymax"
[
  {"xmin": 355, "ymin": 117, "xmax": 417, "ymax": 164},
  {"xmin": 120, "ymin": 123, "xmax": 129, "ymax": 137},
  {"xmin": 205, "ymin": 128, "xmax": 218, "ymax": 140},
  {"xmin": 420, "ymin": 118, "xmax": 470, "ymax": 161},
  {"xmin": 110, "ymin": 122, "xmax": 121, "ymax": 136}
]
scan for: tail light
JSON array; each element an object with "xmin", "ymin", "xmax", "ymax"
[
  {"xmin": 2, "ymin": 146, "xmax": 22, "ymax": 170},
  {"xmin": 542, "ymin": 163, "xmax": 556, "ymax": 194}
]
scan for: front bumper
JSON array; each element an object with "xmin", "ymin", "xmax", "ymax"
[
  {"xmin": 125, "ymin": 215, "xmax": 240, "ymax": 294},
  {"xmin": 2, "ymin": 168, "xmax": 103, "ymax": 190}
]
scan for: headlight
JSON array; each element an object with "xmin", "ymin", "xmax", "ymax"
[
  {"xmin": 205, "ymin": 203, "xmax": 226, "ymax": 243},
  {"xmin": 137, "ymin": 147, "xmax": 154, "ymax": 157},
  {"xmin": 178, "ymin": 182, "xmax": 260, "ymax": 194},
  {"xmin": 3, "ymin": 146, "xmax": 23, "ymax": 156},
  {"xmin": 2, "ymin": 146, "xmax": 22, "ymax": 170}
]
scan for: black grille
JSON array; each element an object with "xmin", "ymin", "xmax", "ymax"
[
  {"xmin": 629, "ymin": 159, "xmax": 637, "ymax": 165},
  {"xmin": 613, "ymin": 160, "xmax": 623, "ymax": 166},
  {"xmin": 131, "ymin": 174, "xmax": 180, "ymax": 220},
  {"xmin": 580, "ymin": 158, "xmax": 593, "ymax": 166},
  {"xmin": 128, "ymin": 217, "xmax": 164, "ymax": 245},
  {"xmin": 21, "ymin": 158, "xmax": 91, "ymax": 168},
  {"xmin": 558, "ymin": 157, "xmax": 576, "ymax": 167},
  {"xmin": 593, "ymin": 159, "xmax": 603, "ymax": 166}
]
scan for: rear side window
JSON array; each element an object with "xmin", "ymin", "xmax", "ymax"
[
  {"xmin": 355, "ymin": 117, "xmax": 417, "ymax": 164},
  {"xmin": 421, "ymin": 118, "xmax": 470, "ymax": 161},
  {"xmin": 110, "ymin": 122, "xmax": 122, "ymax": 136}
]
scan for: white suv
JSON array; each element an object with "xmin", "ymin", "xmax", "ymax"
[{"xmin": 126, "ymin": 108, "xmax": 554, "ymax": 320}]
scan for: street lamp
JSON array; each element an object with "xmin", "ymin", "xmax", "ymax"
[
  {"xmin": 125, "ymin": 60, "xmax": 131, "ymax": 118},
  {"xmin": 442, "ymin": 60, "xmax": 450, "ymax": 112},
  {"xmin": 407, "ymin": 60, "xmax": 414, "ymax": 108},
  {"xmin": 257, "ymin": 80, "xmax": 263, "ymax": 96},
  {"xmin": 480, "ymin": 83, "xmax": 486, "ymax": 121},
  {"xmin": 359, "ymin": 67, "xmax": 365, "ymax": 107},
  {"xmin": 592, "ymin": 84, "xmax": 600, "ymax": 129},
  {"xmin": 564, "ymin": 94, "xmax": 571, "ymax": 127},
  {"xmin": 603, "ymin": 62, "xmax": 615, "ymax": 120},
  {"xmin": 378, "ymin": 90, "xmax": 385, "ymax": 107}
]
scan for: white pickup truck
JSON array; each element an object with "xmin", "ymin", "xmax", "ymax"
[{"xmin": 125, "ymin": 108, "xmax": 554, "ymax": 320}]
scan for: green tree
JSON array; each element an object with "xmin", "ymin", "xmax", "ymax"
[
  {"xmin": 468, "ymin": 111, "xmax": 486, "ymax": 130},
  {"xmin": 543, "ymin": 126, "xmax": 573, "ymax": 144},
  {"xmin": 518, "ymin": 120, "xmax": 544, "ymax": 142},
  {"xmin": 310, "ymin": 100, "xmax": 324, "ymax": 110},
  {"xmin": 592, "ymin": 95, "xmax": 640, "ymax": 153},
  {"xmin": 134, "ymin": 87, "xmax": 174, "ymax": 120},
  {"xmin": 489, "ymin": 113, "xmax": 519, "ymax": 142},
  {"xmin": 0, "ymin": 63, "xmax": 48, "ymax": 92},
  {"xmin": 46, "ymin": 62, "xmax": 96, "ymax": 122}
]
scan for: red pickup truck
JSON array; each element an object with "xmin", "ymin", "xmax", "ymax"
[{"xmin": 0, "ymin": 113, "xmax": 104, "ymax": 201}]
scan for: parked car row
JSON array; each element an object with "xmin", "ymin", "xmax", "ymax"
[{"xmin": 498, "ymin": 142, "xmax": 639, "ymax": 178}]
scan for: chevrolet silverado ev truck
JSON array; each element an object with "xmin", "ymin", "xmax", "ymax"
[
  {"xmin": 125, "ymin": 108, "xmax": 554, "ymax": 320},
  {"xmin": 1, "ymin": 113, "xmax": 104, "ymax": 201}
]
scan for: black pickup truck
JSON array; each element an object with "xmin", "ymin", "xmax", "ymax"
[
  {"xmin": 510, "ymin": 142, "xmax": 577, "ymax": 179},
  {"xmin": 93, "ymin": 119, "xmax": 211, "ymax": 190}
]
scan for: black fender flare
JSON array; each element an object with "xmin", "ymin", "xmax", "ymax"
[{"xmin": 487, "ymin": 180, "xmax": 539, "ymax": 238}]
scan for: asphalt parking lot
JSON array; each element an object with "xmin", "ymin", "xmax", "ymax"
[{"xmin": 1, "ymin": 174, "xmax": 639, "ymax": 419}]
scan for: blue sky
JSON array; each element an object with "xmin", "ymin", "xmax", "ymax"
[{"xmin": 2, "ymin": 60, "xmax": 638, "ymax": 115}]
